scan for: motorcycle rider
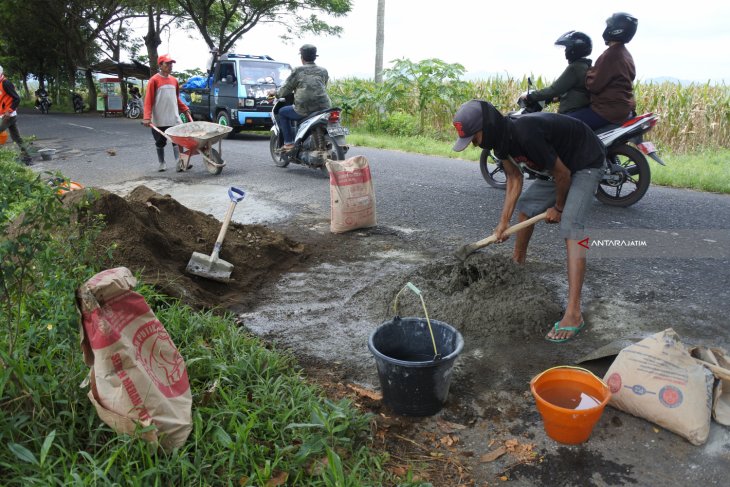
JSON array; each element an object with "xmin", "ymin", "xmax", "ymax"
[
  {"xmin": 452, "ymin": 100, "xmax": 605, "ymax": 342},
  {"xmin": 128, "ymin": 83, "xmax": 141, "ymax": 101},
  {"xmin": 521, "ymin": 31, "xmax": 593, "ymax": 114},
  {"xmin": 35, "ymin": 86, "xmax": 50, "ymax": 110},
  {"xmin": 568, "ymin": 13, "xmax": 638, "ymax": 130},
  {"xmin": 271, "ymin": 44, "xmax": 331, "ymax": 151},
  {"xmin": 0, "ymin": 65, "xmax": 33, "ymax": 165}
]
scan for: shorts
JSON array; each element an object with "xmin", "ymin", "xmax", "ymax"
[{"xmin": 516, "ymin": 167, "xmax": 602, "ymax": 240}]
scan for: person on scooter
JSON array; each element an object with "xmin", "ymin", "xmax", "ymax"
[
  {"xmin": 271, "ymin": 44, "xmax": 331, "ymax": 151},
  {"xmin": 128, "ymin": 83, "xmax": 141, "ymax": 100},
  {"xmin": 521, "ymin": 31, "xmax": 592, "ymax": 115},
  {"xmin": 0, "ymin": 65, "xmax": 33, "ymax": 165},
  {"xmin": 452, "ymin": 100, "xmax": 605, "ymax": 342},
  {"xmin": 143, "ymin": 54, "xmax": 192, "ymax": 172},
  {"xmin": 34, "ymin": 86, "xmax": 50, "ymax": 110},
  {"xmin": 568, "ymin": 13, "xmax": 638, "ymax": 130}
]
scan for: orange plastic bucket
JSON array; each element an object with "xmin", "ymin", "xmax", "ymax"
[{"xmin": 530, "ymin": 366, "xmax": 611, "ymax": 445}]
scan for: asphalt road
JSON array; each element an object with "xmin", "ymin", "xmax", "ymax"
[
  {"xmin": 20, "ymin": 109, "xmax": 730, "ymax": 325},
  {"xmin": 16, "ymin": 108, "xmax": 730, "ymax": 483}
]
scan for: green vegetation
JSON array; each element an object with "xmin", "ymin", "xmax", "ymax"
[
  {"xmin": 0, "ymin": 151, "xmax": 406, "ymax": 485},
  {"xmin": 331, "ymin": 60, "xmax": 730, "ymax": 154}
]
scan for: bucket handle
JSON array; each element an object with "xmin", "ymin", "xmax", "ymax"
[
  {"xmin": 530, "ymin": 365, "xmax": 609, "ymax": 389},
  {"xmin": 392, "ymin": 282, "xmax": 440, "ymax": 360}
]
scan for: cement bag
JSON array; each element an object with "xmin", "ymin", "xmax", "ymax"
[
  {"xmin": 603, "ymin": 328, "xmax": 713, "ymax": 445},
  {"xmin": 326, "ymin": 155, "xmax": 376, "ymax": 233},
  {"xmin": 77, "ymin": 267, "xmax": 192, "ymax": 450},
  {"xmin": 689, "ymin": 346, "xmax": 730, "ymax": 426}
]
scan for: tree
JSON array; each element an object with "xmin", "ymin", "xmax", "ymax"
[
  {"xmin": 175, "ymin": 0, "xmax": 352, "ymax": 54},
  {"xmin": 374, "ymin": 0, "xmax": 385, "ymax": 83},
  {"xmin": 383, "ymin": 58, "xmax": 466, "ymax": 133},
  {"xmin": 140, "ymin": 1, "xmax": 188, "ymax": 74}
]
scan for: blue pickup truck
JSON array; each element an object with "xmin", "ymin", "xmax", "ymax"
[{"xmin": 180, "ymin": 53, "xmax": 292, "ymax": 134}]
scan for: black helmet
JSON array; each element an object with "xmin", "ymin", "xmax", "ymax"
[
  {"xmin": 299, "ymin": 44, "xmax": 318, "ymax": 62},
  {"xmin": 603, "ymin": 12, "xmax": 638, "ymax": 44},
  {"xmin": 555, "ymin": 31, "xmax": 592, "ymax": 63}
]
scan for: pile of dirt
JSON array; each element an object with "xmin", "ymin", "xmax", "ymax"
[
  {"xmin": 65, "ymin": 186, "xmax": 306, "ymax": 310},
  {"xmin": 361, "ymin": 254, "xmax": 563, "ymax": 342}
]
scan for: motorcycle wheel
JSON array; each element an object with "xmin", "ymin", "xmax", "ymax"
[
  {"xmin": 41, "ymin": 103, "xmax": 49, "ymax": 114},
  {"xmin": 128, "ymin": 106, "xmax": 141, "ymax": 119},
  {"xmin": 479, "ymin": 149, "xmax": 507, "ymax": 189},
  {"xmin": 595, "ymin": 143, "xmax": 651, "ymax": 207},
  {"xmin": 320, "ymin": 135, "xmax": 346, "ymax": 176},
  {"xmin": 269, "ymin": 133, "xmax": 289, "ymax": 167},
  {"xmin": 205, "ymin": 148, "xmax": 224, "ymax": 175}
]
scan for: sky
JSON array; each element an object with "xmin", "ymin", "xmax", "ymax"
[{"xmin": 153, "ymin": 0, "xmax": 729, "ymax": 83}]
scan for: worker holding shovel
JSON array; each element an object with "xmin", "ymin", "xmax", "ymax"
[{"xmin": 452, "ymin": 100, "xmax": 605, "ymax": 342}]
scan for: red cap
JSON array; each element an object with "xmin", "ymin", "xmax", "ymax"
[{"xmin": 158, "ymin": 54, "xmax": 176, "ymax": 64}]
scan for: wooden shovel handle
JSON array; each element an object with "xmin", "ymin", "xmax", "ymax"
[{"xmin": 472, "ymin": 212, "xmax": 548, "ymax": 249}]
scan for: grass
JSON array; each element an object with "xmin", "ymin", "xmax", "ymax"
[
  {"xmin": 349, "ymin": 130, "xmax": 730, "ymax": 194},
  {"xmin": 650, "ymin": 149, "xmax": 730, "ymax": 194},
  {"xmin": 0, "ymin": 152, "xmax": 416, "ymax": 486}
]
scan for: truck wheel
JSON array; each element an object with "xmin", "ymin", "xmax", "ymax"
[{"xmin": 216, "ymin": 111, "xmax": 233, "ymax": 139}]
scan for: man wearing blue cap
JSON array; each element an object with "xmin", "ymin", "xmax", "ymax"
[{"xmin": 453, "ymin": 100, "xmax": 605, "ymax": 342}]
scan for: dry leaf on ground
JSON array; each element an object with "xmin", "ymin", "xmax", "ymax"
[
  {"xmin": 347, "ymin": 384, "xmax": 383, "ymax": 401},
  {"xmin": 480, "ymin": 446, "xmax": 507, "ymax": 463}
]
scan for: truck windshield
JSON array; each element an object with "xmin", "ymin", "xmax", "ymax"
[{"xmin": 238, "ymin": 61, "xmax": 291, "ymax": 86}]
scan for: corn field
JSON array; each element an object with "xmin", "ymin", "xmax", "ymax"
[{"xmin": 330, "ymin": 75, "xmax": 729, "ymax": 154}]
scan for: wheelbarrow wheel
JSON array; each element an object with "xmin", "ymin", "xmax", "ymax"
[
  {"xmin": 205, "ymin": 148, "xmax": 224, "ymax": 175},
  {"xmin": 270, "ymin": 133, "xmax": 289, "ymax": 167}
]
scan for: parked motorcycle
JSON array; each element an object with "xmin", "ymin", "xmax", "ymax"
[
  {"xmin": 126, "ymin": 95, "xmax": 142, "ymax": 119},
  {"xmin": 269, "ymin": 97, "xmax": 349, "ymax": 173},
  {"xmin": 71, "ymin": 91, "xmax": 84, "ymax": 113},
  {"xmin": 479, "ymin": 79, "xmax": 665, "ymax": 207}
]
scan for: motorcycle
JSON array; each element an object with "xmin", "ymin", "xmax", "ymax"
[
  {"xmin": 126, "ymin": 95, "xmax": 143, "ymax": 119},
  {"xmin": 269, "ymin": 97, "xmax": 349, "ymax": 174},
  {"xmin": 71, "ymin": 91, "xmax": 84, "ymax": 113},
  {"xmin": 479, "ymin": 79, "xmax": 665, "ymax": 207},
  {"xmin": 36, "ymin": 93, "xmax": 52, "ymax": 114}
]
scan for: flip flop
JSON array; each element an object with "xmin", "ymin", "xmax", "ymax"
[{"xmin": 545, "ymin": 321, "xmax": 585, "ymax": 343}]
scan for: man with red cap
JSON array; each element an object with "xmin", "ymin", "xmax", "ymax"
[
  {"xmin": 453, "ymin": 100, "xmax": 605, "ymax": 342},
  {"xmin": 143, "ymin": 54, "xmax": 192, "ymax": 172}
]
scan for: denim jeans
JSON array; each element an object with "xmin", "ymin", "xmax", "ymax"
[{"xmin": 277, "ymin": 105, "xmax": 305, "ymax": 144}]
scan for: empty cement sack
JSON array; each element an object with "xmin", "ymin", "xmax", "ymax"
[
  {"xmin": 77, "ymin": 267, "xmax": 192, "ymax": 451},
  {"xmin": 603, "ymin": 328, "xmax": 713, "ymax": 445},
  {"xmin": 689, "ymin": 346, "xmax": 730, "ymax": 426},
  {"xmin": 326, "ymin": 155, "xmax": 376, "ymax": 233}
]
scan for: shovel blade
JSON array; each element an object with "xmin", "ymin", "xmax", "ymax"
[
  {"xmin": 185, "ymin": 251, "xmax": 233, "ymax": 282},
  {"xmin": 454, "ymin": 243, "xmax": 477, "ymax": 262}
]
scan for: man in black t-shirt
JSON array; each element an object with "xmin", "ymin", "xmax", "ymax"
[{"xmin": 452, "ymin": 100, "xmax": 606, "ymax": 342}]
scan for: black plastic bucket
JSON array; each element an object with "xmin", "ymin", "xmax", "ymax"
[{"xmin": 368, "ymin": 317, "xmax": 464, "ymax": 416}]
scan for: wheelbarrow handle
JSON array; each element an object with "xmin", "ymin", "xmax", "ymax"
[
  {"xmin": 228, "ymin": 187, "xmax": 245, "ymax": 203},
  {"xmin": 146, "ymin": 123, "xmax": 174, "ymax": 143}
]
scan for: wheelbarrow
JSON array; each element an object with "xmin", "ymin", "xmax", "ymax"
[{"xmin": 150, "ymin": 121, "xmax": 233, "ymax": 175}]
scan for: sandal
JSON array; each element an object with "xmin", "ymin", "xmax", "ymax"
[{"xmin": 545, "ymin": 321, "xmax": 586, "ymax": 343}]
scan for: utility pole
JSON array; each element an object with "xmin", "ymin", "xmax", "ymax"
[{"xmin": 374, "ymin": 0, "xmax": 385, "ymax": 82}]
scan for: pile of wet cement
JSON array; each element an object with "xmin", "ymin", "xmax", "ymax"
[
  {"xmin": 65, "ymin": 185, "xmax": 305, "ymax": 310},
  {"xmin": 361, "ymin": 254, "xmax": 563, "ymax": 342}
]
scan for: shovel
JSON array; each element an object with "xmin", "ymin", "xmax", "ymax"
[
  {"xmin": 186, "ymin": 187, "xmax": 245, "ymax": 282},
  {"xmin": 454, "ymin": 211, "xmax": 548, "ymax": 261}
]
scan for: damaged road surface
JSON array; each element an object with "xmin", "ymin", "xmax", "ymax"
[{"xmin": 30, "ymin": 112, "xmax": 730, "ymax": 485}]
